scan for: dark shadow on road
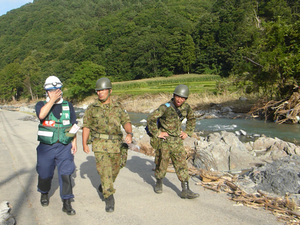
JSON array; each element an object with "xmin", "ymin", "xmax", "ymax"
[
  {"xmin": 0, "ymin": 159, "xmax": 62, "ymax": 222},
  {"xmin": 48, "ymin": 168, "xmax": 59, "ymax": 199},
  {"xmin": 0, "ymin": 166, "xmax": 48, "ymax": 223},
  {"xmin": 126, "ymin": 155, "xmax": 181, "ymax": 195},
  {"xmin": 79, "ymin": 156, "xmax": 103, "ymax": 200},
  {"xmin": 0, "ymin": 169, "xmax": 32, "ymax": 187}
]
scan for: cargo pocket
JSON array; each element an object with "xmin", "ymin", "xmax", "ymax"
[{"xmin": 37, "ymin": 125, "xmax": 57, "ymax": 145}]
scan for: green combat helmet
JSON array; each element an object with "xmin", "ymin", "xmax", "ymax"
[
  {"xmin": 95, "ymin": 78, "xmax": 112, "ymax": 91},
  {"xmin": 174, "ymin": 84, "xmax": 189, "ymax": 98}
]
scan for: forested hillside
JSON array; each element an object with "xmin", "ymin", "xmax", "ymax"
[{"xmin": 0, "ymin": 0, "xmax": 299, "ymax": 102}]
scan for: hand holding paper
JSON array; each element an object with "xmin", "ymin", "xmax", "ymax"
[{"xmin": 69, "ymin": 124, "xmax": 80, "ymax": 134}]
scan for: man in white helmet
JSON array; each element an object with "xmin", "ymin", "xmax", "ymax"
[{"xmin": 35, "ymin": 75, "xmax": 78, "ymax": 215}]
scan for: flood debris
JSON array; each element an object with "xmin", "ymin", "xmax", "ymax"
[
  {"xmin": 185, "ymin": 159, "xmax": 300, "ymax": 225},
  {"xmin": 250, "ymin": 92, "xmax": 300, "ymax": 124}
]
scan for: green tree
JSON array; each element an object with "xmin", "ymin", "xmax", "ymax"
[
  {"xmin": 21, "ymin": 56, "xmax": 42, "ymax": 100},
  {"xmin": 179, "ymin": 34, "xmax": 196, "ymax": 74},
  {"xmin": 234, "ymin": 18, "xmax": 300, "ymax": 98},
  {"xmin": 65, "ymin": 61, "xmax": 106, "ymax": 101},
  {"xmin": 0, "ymin": 0, "xmax": 298, "ymax": 103},
  {"xmin": 0, "ymin": 63, "xmax": 23, "ymax": 102},
  {"xmin": 258, "ymin": 0, "xmax": 292, "ymax": 22},
  {"xmin": 194, "ymin": 0, "xmax": 257, "ymax": 76}
]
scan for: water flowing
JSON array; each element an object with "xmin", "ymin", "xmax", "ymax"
[{"xmin": 75, "ymin": 109, "xmax": 300, "ymax": 143}]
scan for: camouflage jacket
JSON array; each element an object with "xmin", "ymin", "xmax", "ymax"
[
  {"xmin": 82, "ymin": 99, "xmax": 131, "ymax": 153},
  {"xmin": 147, "ymin": 98, "xmax": 196, "ymax": 138}
]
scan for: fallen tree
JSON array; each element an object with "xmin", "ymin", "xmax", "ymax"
[
  {"xmin": 249, "ymin": 92, "xmax": 300, "ymax": 124},
  {"xmin": 186, "ymin": 163, "xmax": 300, "ymax": 225}
]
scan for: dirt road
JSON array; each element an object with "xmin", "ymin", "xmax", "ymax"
[{"xmin": 0, "ymin": 109, "xmax": 281, "ymax": 225}]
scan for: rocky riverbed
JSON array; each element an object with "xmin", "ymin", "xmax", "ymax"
[{"xmin": 129, "ymin": 123, "xmax": 300, "ymax": 198}]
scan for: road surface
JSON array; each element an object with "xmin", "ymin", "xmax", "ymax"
[{"xmin": 0, "ymin": 109, "xmax": 281, "ymax": 225}]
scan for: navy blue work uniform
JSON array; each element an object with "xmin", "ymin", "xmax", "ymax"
[{"xmin": 35, "ymin": 101, "xmax": 77, "ymax": 199}]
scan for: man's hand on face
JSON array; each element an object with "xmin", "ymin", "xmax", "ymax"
[{"xmin": 48, "ymin": 89, "xmax": 62, "ymax": 102}]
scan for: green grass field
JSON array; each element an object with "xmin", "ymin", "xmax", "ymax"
[{"xmin": 112, "ymin": 74, "xmax": 226, "ymax": 95}]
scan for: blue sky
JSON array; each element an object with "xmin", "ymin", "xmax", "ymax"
[{"xmin": 0, "ymin": 0, "xmax": 33, "ymax": 16}]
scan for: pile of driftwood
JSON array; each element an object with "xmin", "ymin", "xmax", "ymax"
[
  {"xmin": 189, "ymin": 168, "xmax": 300, "ymax": 224},
  {"xmin": 250, "ymin": 92, "xmax": 300, "ymax": 124},
  {"xmin": 145, "ymin": 144, "xmax": 300, "ymax": 223}
]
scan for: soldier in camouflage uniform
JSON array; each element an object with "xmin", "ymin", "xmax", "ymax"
[
  {"xmin": 147, "ymin": 84, "xmax": 199, "ymax": 199},
  {"xmin": 82, "ymin": 78, "xmax": 133, "ymax": 213}
]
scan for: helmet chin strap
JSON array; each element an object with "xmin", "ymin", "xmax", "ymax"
[{"xmin": 99, "ymin": 90, "xmax": 111, "ymax": 103}]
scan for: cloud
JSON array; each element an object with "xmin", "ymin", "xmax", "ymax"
[{"xmin": 0, "ymin": 0, "xmax": 34, "ymax": 16}]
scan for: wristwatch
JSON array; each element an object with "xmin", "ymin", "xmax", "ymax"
[{"xmin": 127, "ymin": 132, "xmax": 133, "ymax": 137}]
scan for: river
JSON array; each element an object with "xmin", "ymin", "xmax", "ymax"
[
  {"xmin": 75, "ymin": 109, "xmax": 300, "ymax": 144},
  {"xmin": 128, "ymin": 112, "xmax": 300, "ymax": 143}
]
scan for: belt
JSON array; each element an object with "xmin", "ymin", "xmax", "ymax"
[
  {"xmin": 94, "ymin": 133, "xmax": 122, "ymax": 140},
  {"xmin": 166, "ymin": 136, "xmax": 180, "ymax": 141}
]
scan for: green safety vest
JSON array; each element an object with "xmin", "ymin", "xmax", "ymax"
[{"xmin": 37, "ymin": 101, "xmax": 75, "ymax": 145}]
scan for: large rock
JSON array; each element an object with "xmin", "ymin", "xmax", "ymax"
[
  {"xmin": 195, "ymin": 131, "xmax": 257, "ymax": 172},
  {"xmin": 249, "ymin": 136, "xmax": 300, "ymax": 158},
  {"xmin": 246, "ymin": 155, "xmax": 300, "ymax": 196},
  {"xmin": 19, "ymin": 106, "xmax": 35, "ymax": 114},
  {"xmin": 130, "ymin": 127, "xmax": 300, "ymax": 175},
  {"xmin": 193, "ymin": 131, "xmax": 300, "ymax": 172}
]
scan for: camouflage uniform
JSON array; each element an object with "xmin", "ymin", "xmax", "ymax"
[
  {"xmin": 147, "ymin": 99, "xmax": 196, "ymax": 182},
  {"xmin": 82, "ymin": 99, "xmax": 131, "ymax": 198}
]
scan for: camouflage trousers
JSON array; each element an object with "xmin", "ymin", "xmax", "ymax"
[
  {"xmin": 154, "ymin": 137, "xmax": 189, "ymax": 182},
  {"xmin": 94, "ymin": 152, "xmax": 121, "ymax": 198}
]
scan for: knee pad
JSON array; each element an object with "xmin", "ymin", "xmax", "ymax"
[
  {"xmin": 61, "ymin": 175, "xmax": 73, "ymax": 196},
  {"xmin": 38, "ymin": 177, "xmax": 52, "ymax": 192}
]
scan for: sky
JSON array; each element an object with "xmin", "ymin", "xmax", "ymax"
[{"xmin": 0, "ymin": 0, "xmax": 33, "ymax": 17}]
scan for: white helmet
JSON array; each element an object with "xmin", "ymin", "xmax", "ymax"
[{"xmin": 44, "ymin": 76, "xmax": 63, "ymax": 90}]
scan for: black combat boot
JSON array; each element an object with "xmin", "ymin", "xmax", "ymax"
[
  {"xmin": 104, "ymin": 195, "xmax": 115, "ymax": 213},
  {"xmin": 62, "ymin": 199, "xmax": 76, "ymax": 215},
  {"xmin": 40, "ymin": 193, "xmax": 49, "ymax": 207},
  {"xmin": 154, "ymin": 178, "xmax": 163, "ymax": 194},
  {"xmin": 180, "ymin": 182, "xmax": 200, "ymax": 199}
]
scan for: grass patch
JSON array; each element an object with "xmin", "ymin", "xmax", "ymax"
[
  {"xmin": 112, "ymin": 74, "xmax": 222, "ymax": 96},
  {"xmin": 73, "ymin": 74, "xmax": 257, "ymax": 113}
]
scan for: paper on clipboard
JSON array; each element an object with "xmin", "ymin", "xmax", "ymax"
[{"xmin": 69, "ymin": 124, "xmax": 80, "ymax": 134}]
